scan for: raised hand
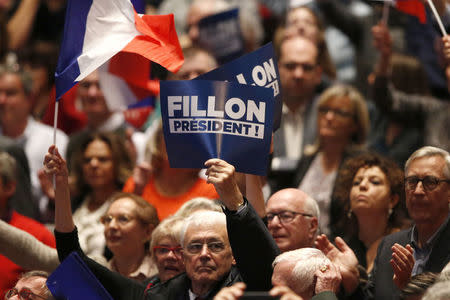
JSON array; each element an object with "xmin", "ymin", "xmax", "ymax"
[
  {"xmin": 204, "ymin": 159, "xmax": 244, "ymax": 211},
  {"xmin": 391, "ymin": 243, "xmax": 414, "ymax": 289},
  {"xmin": 43, "ymin": 145, "xmax": 69, "ymax": 184},
  {"xmin": 213, "ymin": 282, "xmax": 246, "ymax": 300},
  {"xmin": 314, "ymin": 262, "xmax": 342, "ymax": 294},
  {"xmin": 315, "ymin": 234, "xmax": 359, "ymax": 293}
]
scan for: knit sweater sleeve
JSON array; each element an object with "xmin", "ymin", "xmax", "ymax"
[{"xmin": 0, "ymin": 219, "xmax": 59, "ymax": 272}]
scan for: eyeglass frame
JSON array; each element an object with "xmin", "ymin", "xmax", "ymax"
[
  {"xmin": 318, "ymin": 106, "xmax": 354, "ymax": 119},
  {"xmin": 265, "ymin": 210, "xmax": 314, "ymax": 224},
  {"xmin": 5, "ymin": 287, "xmax": 47, "ymax": 300},
  {"xmin": 153, "ymin": 245, "xmax": 183, "ymax": 257},
  {"xmin": 405, "ymin": 175, "xmax": 450, "ymax": 191},
  {"xmin": 99, "ymin": 214, "xmax": 136, "ymax": 226},
  {"xmin": 184, "ymin": 241, "xmax": 227, "ymax": 255}
]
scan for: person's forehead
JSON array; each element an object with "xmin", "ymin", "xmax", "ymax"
[
  {"xmin": 407, "ymin": 155, "xmax": 446, "ymax": 178},
  {"xmin": 267, "ymin": 192, "xmax": 304, "ymax": 212},
  {"xmin": 185, "ymin": 223, "xmax": 228, "ymax": 242},
  {"xmin": 108, "ymin": 198, "xmax": 137, "ymax": 215},
  {"xmin": 280, "ymin": 37, "xmax": 318, "ymax": 61},
  {"xmin": 80, "ymin": 70, "xmax": 99, "ymax": 85},
  {"xmin": 16, "ymin": 276, "xmax": 46, "ymax": 291},
  {"xmin": 0, "ymin": 73, "xmax": 23, "ymax": 88}
]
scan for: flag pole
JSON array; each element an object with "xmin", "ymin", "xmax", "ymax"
[
  {"xmin": 427, "ymin": 0, "xmax": 447, "ymax": 36},
  {"xmin": 382, "ymin": 1, "xmax": 390, "ymax": 26},
  {"xmin": 52, "ymin": 100, "xmax": 59, "ymax": 189}
]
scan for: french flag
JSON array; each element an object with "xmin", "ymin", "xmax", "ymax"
[{"xmin": 55, "ymin": 0, "xmax": 184, "ymax": 111}]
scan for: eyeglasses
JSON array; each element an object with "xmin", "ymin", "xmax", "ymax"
[
  {"xmin": 100, "ymin": 214, "xmax": 135, "ymax": 226},
  {"xmin": 5, "ymin": 288, "xmax": 47, "ymax": 300},
  {"xmin": 266, "ymin": 211, "xmax": 313, "ymax": 224},
  {"xmin": 405, "ymin": 176, "xmax": 450, "ymax": 191},
  {"xmin": 318, "ymin": 107, "xmax": 354, "ymax": 119},
  {"xmin": 185, "ymin": 241, "xmax": 226, "ymax": 254},
  {"xmin": 153, "ymin": 245, "xmax": 183, "ymax": 257}
]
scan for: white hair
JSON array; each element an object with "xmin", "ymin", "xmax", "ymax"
[
  {"xmin": 272, "ymin": 248, "xmax": 331, "ymax": 295},
  {"xmin": 174, "ymin": 197, "xmax": 222, "ymax": 218},
  {"xmin": 437, "ymin": 261, "xmax": 450, "ymax": 282},
  {"xmin": 405, "ymin": 146, "xmax": 450, "ymax": 179},
  {"xmin": 179, "ymin": 210, "xmax": 227, "ymax": 247},
  {"xmin": 303, "ymin": 195, "xmax": 320, "ymax": 221},
  {"xmin": 422, "ymin": 281, "xmax": 450, "ymax": 300}
]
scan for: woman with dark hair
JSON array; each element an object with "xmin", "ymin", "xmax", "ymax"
[
  {"xmin": 70, "ymin": 132, "xmax": 133, "ymax": 257},
  {"xmin": 333, "ymin": 152, "xmax": 410, "ymax": 272}
]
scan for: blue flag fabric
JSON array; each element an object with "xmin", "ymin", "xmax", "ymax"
[
  {"xmin": 47, "ymin": 252, "xmax": 114, "ymax": 300},
  {"xmin": 196, "ymin": 43, "xmax": 282, "ymax": 131},
  {"xmin": 160, "ymin": 80, "xmax": 274, "ymax": 175}
]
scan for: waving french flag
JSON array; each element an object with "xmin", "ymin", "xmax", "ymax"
[{"xmin": 55, "ymin": 0, "xmax": 184, "ymax": 101}]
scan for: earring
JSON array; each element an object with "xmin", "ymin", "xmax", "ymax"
[
  {"xmin": 388, "ymin": 208, "xmax": 393, "ymax": 217},
  {"xmin": 347, "ymin": 209, "xmax": 353, "ymax": 219}
]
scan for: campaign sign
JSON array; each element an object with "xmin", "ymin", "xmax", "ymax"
[
  {"xmin": 196, "ymin": 43, "xmax": 282, "ymax": 131},
  {"xmin": 198, "ymin": 8, "xmax": 245, "ymax": 64},
  {"xmin": 160, "ymin": 80, "xmax": 273, "ymax": 175}
]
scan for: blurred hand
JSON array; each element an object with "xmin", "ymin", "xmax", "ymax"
[
  {"xmin": 372, "ymin": 22, "xmax": 392, "ymax": 57},
  {"xmin": 38, "ymin": 168, "xmax": 55, "ymax": 200},
  {"xmin": 391, "ymin": 243, "xmax": 414, "ymax": 289},
  {"xmin": 270, "ymin": 286, "xmax": 304, "ymax": 300},
  {"xmin": 213, "ymin": 282, "xmax": 246, "ymax": 300},
  {"xmin": 315, "ymin": 234, "xmax": 359, "ymax": 293},
  {"xmin": 43, "ymin": 145, "xmax": 68, "ymax": 185},
  {"xmin": 204, "ymin": 159, "xmax": 243, "ymax": 210},
  {"xmin": 132, "ymin": 162, "xmax": 152, "ymax": 195},
  {"xmin": 314, "ymin": 263, "xmax": 342, "ymax": 294}
]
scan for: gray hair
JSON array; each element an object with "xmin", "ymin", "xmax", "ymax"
[
  {"xmin": 19, "ymin": 271, "xmax": 53, "ymax": 300},
  {"xmin": 272, "ymin": 248, "xmax": 331, "ymax": 295},
  {"xmin": 405, "ymin": 146, "xmax": 450, "ymax": 179},
  {"xmin": 150, "ymin": 216, "xmax": 184, "ymax": 259},
  {"xmin": 175, "ymin": 197, "xmax": 222, "ymax": 218},
  {"xmin": 303, "ymin": 195, "xmax": 320, "ymax": 221},
  {"xmin": 0, "ymin": 151, "xmax": 17, "ymax": 185},
  {"xmin": 437, "ymin": 261, "xmax": 450, "ymax": 282},
  {"xmin": 0, "ymin": 64, "xmax": 33, "ymax": 96},
  {"xmin": 179, "ymin": 210, "xmax": 227, "ymax": 247},
  {"xmin": 422, "ymin": 281, "xmax": 450, "ymax": 300}
]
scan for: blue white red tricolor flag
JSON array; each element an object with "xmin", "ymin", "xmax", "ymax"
[
  {"xmin": 55, "ymin": 0, "xmax": 184, "ymax": 102},
  {"xmin": 374, "ymin": 0, "xmax": 426, "ymax": 23}
]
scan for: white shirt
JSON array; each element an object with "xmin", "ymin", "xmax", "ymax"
[
  {"xmin": 1, "ymin": 117, "xmax": 69, "ymax": 215},
  {"xmin": 281, "ymin": 104, "xmax": 306, "ymax": 160}
]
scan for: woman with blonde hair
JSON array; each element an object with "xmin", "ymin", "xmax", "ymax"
[{"xmin": 281, "ymin": 84, "xmax": 369, "ymax": 236}]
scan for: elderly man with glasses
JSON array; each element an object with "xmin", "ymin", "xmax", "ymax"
[
  {"xmin": 5, "ymin": 271, "xmax": 53, "ymax": 300},
  {"xmin": 266, "ymin": 188, "xmax": 320, "ymax": 252}
]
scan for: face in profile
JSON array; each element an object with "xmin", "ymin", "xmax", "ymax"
[
  {"xmin": 82, "ymin": 139, "xmax": 115, "ymax": 189},
  {"xmin": 102, "ymin": 197, "xmax": 152, "ymax": 256}
]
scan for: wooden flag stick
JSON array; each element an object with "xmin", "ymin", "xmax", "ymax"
[{"xmin": 427, "ymin": 0, "xmax": 447, "ymax": 36}]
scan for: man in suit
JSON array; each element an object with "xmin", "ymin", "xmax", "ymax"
[
  {"xmin": 370, "ymin": 146, "xmax": 450, "ymax": 299},
  {"xmin": 319, "ymin": 146, "xmax": 450, "ymax": 299},
  {"xmin": 269, "ymin": 35, "xmax": 322, "ymax": 191}
]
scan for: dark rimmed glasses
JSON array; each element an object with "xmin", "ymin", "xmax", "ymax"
[
  {"xmin": 266, "ymin": 211, "xmax": 313, "ymax": 224},
  {"xmin": 153, "ymin": 245, "xmax": 183, "ymax": 257},
  {"xmin": 5, "ymin": 288, "xmax": 47, "ymax": 300},
  {"xmin": 405, "ymin": 176, "xmax": 450, "ymax": 191}
]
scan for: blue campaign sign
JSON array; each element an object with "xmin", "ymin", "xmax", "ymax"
[
  {"xmin": 47, "ymin": 252, "xmax": 114, "ymax": 300},
  {"xmin": 198, "ymin": 8, "xmax": 244, "ymax": 64},
  {"xmin": 160, "ymin": 80, "xmax": 273, "ymax": 175},
  {"xmin": 196, "ymin": 43, "xmax": 282, "ymax": 131}
]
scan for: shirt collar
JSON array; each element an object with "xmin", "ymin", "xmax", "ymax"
[{"xmin": 411, "ymin": 213, "xmax": 450, "ymax": 250}]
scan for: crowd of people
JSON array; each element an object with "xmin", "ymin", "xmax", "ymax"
[{"xmin": 0, "ymin": 0, "xmax": 450, "ymax": 299}]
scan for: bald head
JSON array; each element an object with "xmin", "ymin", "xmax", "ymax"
[{"xmin": 266, "ymin": 189, "xmax": 319, "ymax": 252}]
